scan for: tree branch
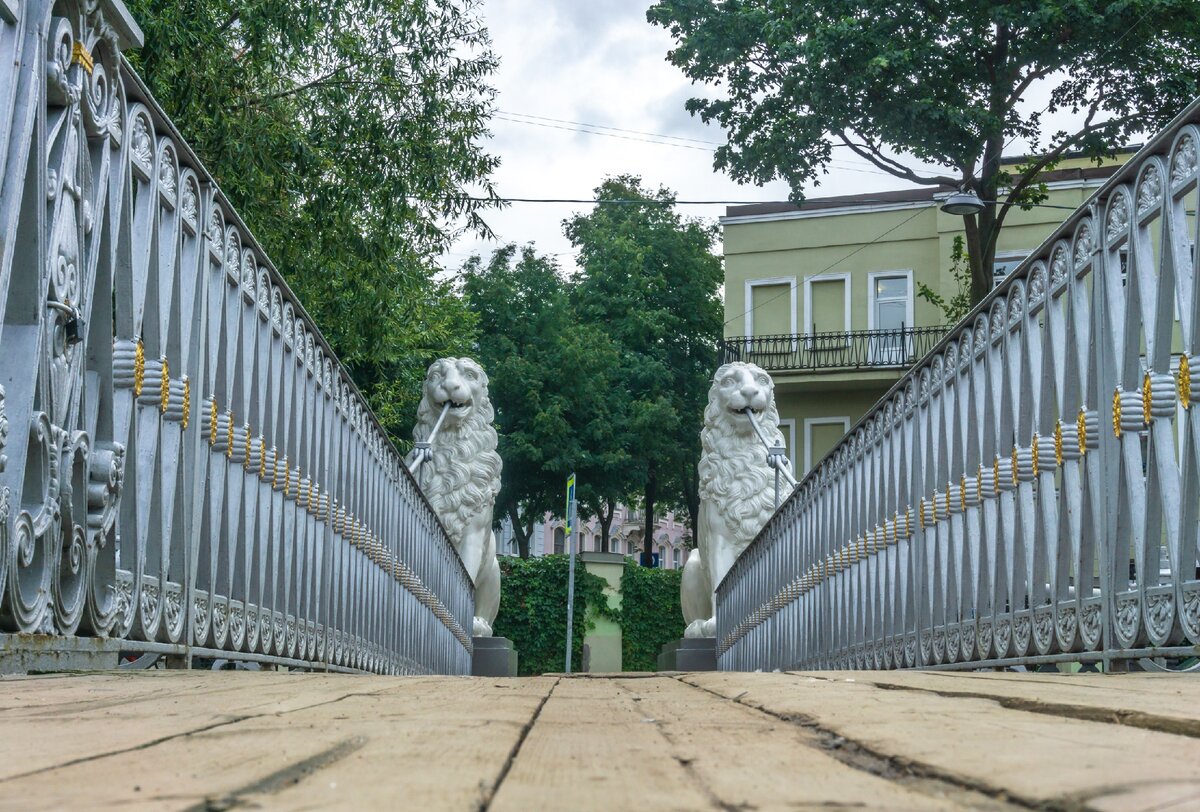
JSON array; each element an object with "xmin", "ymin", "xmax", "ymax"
[
  {"xmin": 838, "ymin": 131, "xmax": 960, "ymax": 187},
  {"xmin": 994, "ymin": 110, "xmax": 1139, "ymax": 233},
  {"xmin": 1004, "ymin": 64, "xmax": 1056, "ymax": 110}
]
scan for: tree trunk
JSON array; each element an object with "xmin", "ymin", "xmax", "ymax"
[
  {"xmin": 642, "ymin": 467, "xmax": 657, "ymax": 565},
  {"xmin": 965, "ymin": 120, "xmax": 1006, "ymax": 306},
  {"xmin": 597, "ymin": 499, "xmax": 615, "ymax": 553},
  {"xmin": 507, "ymin": 504, "xmax": 532, "ymax": 559},
  {"xmin": 680, "ymin": 460, "xmax": 699, "ymax": 550}
]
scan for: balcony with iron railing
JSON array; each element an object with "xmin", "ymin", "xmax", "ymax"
[{"xmin": 719, "ymin": 326, "xmax": 949, "ymax": 373}]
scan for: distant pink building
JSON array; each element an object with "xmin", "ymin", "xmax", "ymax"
[{"xmin": 500, "ymin": 504, "xmax": 692, "ymax": 569}]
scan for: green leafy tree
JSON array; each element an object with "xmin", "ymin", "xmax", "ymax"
[
  {"xmin": 126, "ymin": 0, "xmax": 498, "ymax": 441},
  {"xmin": 566, "ymin": 177, "xmax": 723, "ymax": 561},
  {"xmin": 462, "ymin": 245, "xmax": 630, "ymax": 557},
  {"xmin": 648, "ymin": 0, "xmax": 1200, "ymax": 304}
]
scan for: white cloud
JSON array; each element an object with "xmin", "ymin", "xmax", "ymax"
[{"xmin": 443, "ymin": 1, "xmax": 1129, "ymax": 274}]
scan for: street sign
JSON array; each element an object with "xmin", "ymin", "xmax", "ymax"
[{"xmin": 565, "ymin": 473, "xmax": 576, "ymax": 535}]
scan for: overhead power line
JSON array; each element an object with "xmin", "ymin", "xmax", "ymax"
[
  {"xmin": 438, "ymin": 195, "xmax": 937, "ymax": 206},
  {"xmin": 492, "ymin": 112, "xmax": 896, "ymax": 176},
  {"xmin": 493, "ymin": 114, "xmax": 715, "ymax": 151},
  {"xmin": 497, "ymin": 110, "xmax": 722, "ymax": 146}
]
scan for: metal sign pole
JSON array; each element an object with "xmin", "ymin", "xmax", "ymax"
[{"xmin": 564, "ymin": 473, "xmax": 578, "ymax": 674}]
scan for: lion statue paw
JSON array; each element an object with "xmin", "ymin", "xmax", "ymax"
[
  {"xmin": 681, "ymin": 362, "xmax": 788, "ymax": 639},
  {"xmin": 409, "ymin": 357, "xmax": 503, "ymax": 638}
]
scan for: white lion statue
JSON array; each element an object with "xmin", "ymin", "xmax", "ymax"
[
  {"xmin": 681, "ymin": 361, "xmax": 786, "ymax": 638},
  {"xmin": 409, "ymin": 357, "xmax": 502, "ymax": 637}
]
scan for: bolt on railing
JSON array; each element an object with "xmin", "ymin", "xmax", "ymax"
[
  {"xmin": 0, "ymin": 0, "xmax": 473, "ymax": 674},
  {"xmin": 716, "ymin": 99, "xmax": 1200, "ymax": 672}
]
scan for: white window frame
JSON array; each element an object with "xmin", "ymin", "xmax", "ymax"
[
  {"xmin": 992, "ymin": 251, "xmax": 1029, "ymax": 289},
  {"xmin": 744, "ymin": 276, "xmax": 798, "ymax": 346},
  {"xmin": 803, "ymin": 272, "xmax": 852, "ymax": 346},
  {"xmin": 777, "ymin": 417, "xmax": 797, "ymax": 473},
  {"xmin": 866, "ymin": 269, "xmax": 915, "ymax": 365},
  {"xmin": 866, "ymin": 269, "xmax": 915, "ymax": 332},
  {"xmin": 804, "ymin": 416, "xmax": 851, "ymax": 472}
]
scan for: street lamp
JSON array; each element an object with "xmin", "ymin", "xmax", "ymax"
[{"xmin": 940, "ymin": 189, "xmax": 985, "ymax": 216}]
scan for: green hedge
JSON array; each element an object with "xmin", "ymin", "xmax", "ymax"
[
  {"xmin": 492, "ymin": 555, "xmax": 611, "ymax": 675},
  {"xmin": 617, "ymin": 561, "xmax": 684, "ymax": 671},
  {"xmin": 494, "ymin": 555, "xmax": 685, "ymax": 674}
]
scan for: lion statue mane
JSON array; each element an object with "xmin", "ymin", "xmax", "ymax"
[
  {"xmin": 681, "ymin": 361, "xmax": 785, "ymax": 638},
  {"xmin": 411, "ymin": 357, "xmax": 502, "ymax": 637}
]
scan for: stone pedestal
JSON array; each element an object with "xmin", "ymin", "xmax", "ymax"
[
  {"xmin": 472, "ymin": 636, "xmax": 518, "ymax": 677},
  {"xmin": 657, "ymin": 637, "xmax": 716, "ymax": 672},
  {"xmin": 657, "ymin": 639, "xmax": 680, "ymax": 671}
]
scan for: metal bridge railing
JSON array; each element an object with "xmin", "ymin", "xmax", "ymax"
[
  {"xmin": 720, "ymin": 326, "xmax": 949, "ymax": 373},
  {"xmin": 716, "ymin": 99, "xmax": 1200, "ymax": 672},
  {"xmin": 0, "ymin": 0, "xmax": 473, "ymax": 674}
]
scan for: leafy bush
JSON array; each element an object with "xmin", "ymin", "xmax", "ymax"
[
  {"xmin": 617, "ymin": 562, "xmax": 684, "ymax": 672},
  {"xmin": 493, "ymin": 555, "xmax": 611, "ymax": 675},
  {"xmin": 495, "ymin": 555, "xmax": 685, "ymax": 673}
]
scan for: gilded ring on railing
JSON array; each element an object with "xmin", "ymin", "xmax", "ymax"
[
  {"xmin": 133, "ymin": 338, "xmax": 145, "ymax": 397},
  {"xmin": 1054, "ymin": 420, "xmax": 1063, "ymax": 466},
  {"xmin": 1030, "ymin": 434, "xmax": 1039, "ymax": 478},
  {"xmin": 1078, "ymin": 407, "xmax": 1088, "ymax": 454},
  {"xmin": 159, "ymin": 357, "xmax": 170, "ymax": 414},
  {"xmin": 1181, "ymin": 354, "xmax": 1192, "ymax": 409},
  {"xmin": 1142, "ymin": 372, "xmax": 1153, "ymax": 425},
  {"xmin": 181, "ymin": 377, "xmax": 191, "ymax": 430}
]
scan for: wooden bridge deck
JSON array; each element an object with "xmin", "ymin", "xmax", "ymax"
[{"xmin": 1, "ymin": 670, "xmax": 1198, "ymax": 811}]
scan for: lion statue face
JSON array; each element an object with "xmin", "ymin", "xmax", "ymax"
[
  {"xmin": 418, "ymin": 357, "xmax": 494, "ymax": 430},
  {"xmin": 704, "ymin": 362, "xmax": 779, "ymax": 438},
  {"xmin": 699, "ymin": 361, "xmax": 783, "ymax": 544}
]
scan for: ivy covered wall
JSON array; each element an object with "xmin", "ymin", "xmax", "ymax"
[{"xmin": 493, "ymin": 555, "xmax": 684, "ymax": 675}]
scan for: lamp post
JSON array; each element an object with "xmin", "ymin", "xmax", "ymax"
[{"xmin": 939, "ymin": 189, "xmax": 985, "ymax": 216}]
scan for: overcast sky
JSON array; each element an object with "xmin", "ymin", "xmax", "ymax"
[{"xmin": 444, "ymin": 0, "xmax": 1095, "ymax": 274}]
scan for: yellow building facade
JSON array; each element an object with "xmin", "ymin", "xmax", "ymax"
[{"xmin": 721, "ymin": 155, "xmax": 1133, "ymax": 475}]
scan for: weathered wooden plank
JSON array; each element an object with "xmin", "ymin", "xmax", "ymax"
[
  {"xmin": 684, "ymin": 672, "xmax": 1200, "ymax": 811},
  {"xmin": 0, "ymin": 671, "xmax": 361, "ymax": 780},
  {"xmin": 842, "ymin": 670, "xmax": 1200, "ymax": 734},
  {"xmin": 488, "ymin": 676, "xmax": 710, "ymax": 811},
  {"xmin": 491, "ymin": 676, "xmax": 972, "ymax": 811},
  {"xmin": 241, "ymin": 676, "xmax": 556, "ymax": 811},
  {"xmin": 0, "ymin": 674, "xmax": 553, "ymax": 809},
  {"xmin": 613, "ymin": 675, "xmax": 974, "ymax": 810}
]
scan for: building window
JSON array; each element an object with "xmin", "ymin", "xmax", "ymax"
[
  {"xmin": 553, "ymin": 527, "xmax": 565, "ymax": 555},
  {"xmin": 804, "ymin": 416, "xmax": 852, "ymax": 472},
  {"xmin": 776, "ymin": 418, "xmax": 797, "ymax": 473},
  {"xmin": 744, "ymin": 277, "xmax": 797, "ymax": 338},
  {"xmin": 657, "ymin": 545, "xmax": 666, "ymax": 567},
  {"xmin": 993, "ymin": 254, "xmax": 1026, "ymax": 288},
  {"xmin": 611, "ymin": 538, "xmax": 622, "ymax": 555},
  {"xmin": 804, "ymin": 273, "xmax": 851, "ymax": 337},
  {"xmin": 867, "ymin": 270, "xmax": 914, "ymax": 364},
  {"xmin": 672, "ymin": 548, "xmax": 681, "ymax": 569}
]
